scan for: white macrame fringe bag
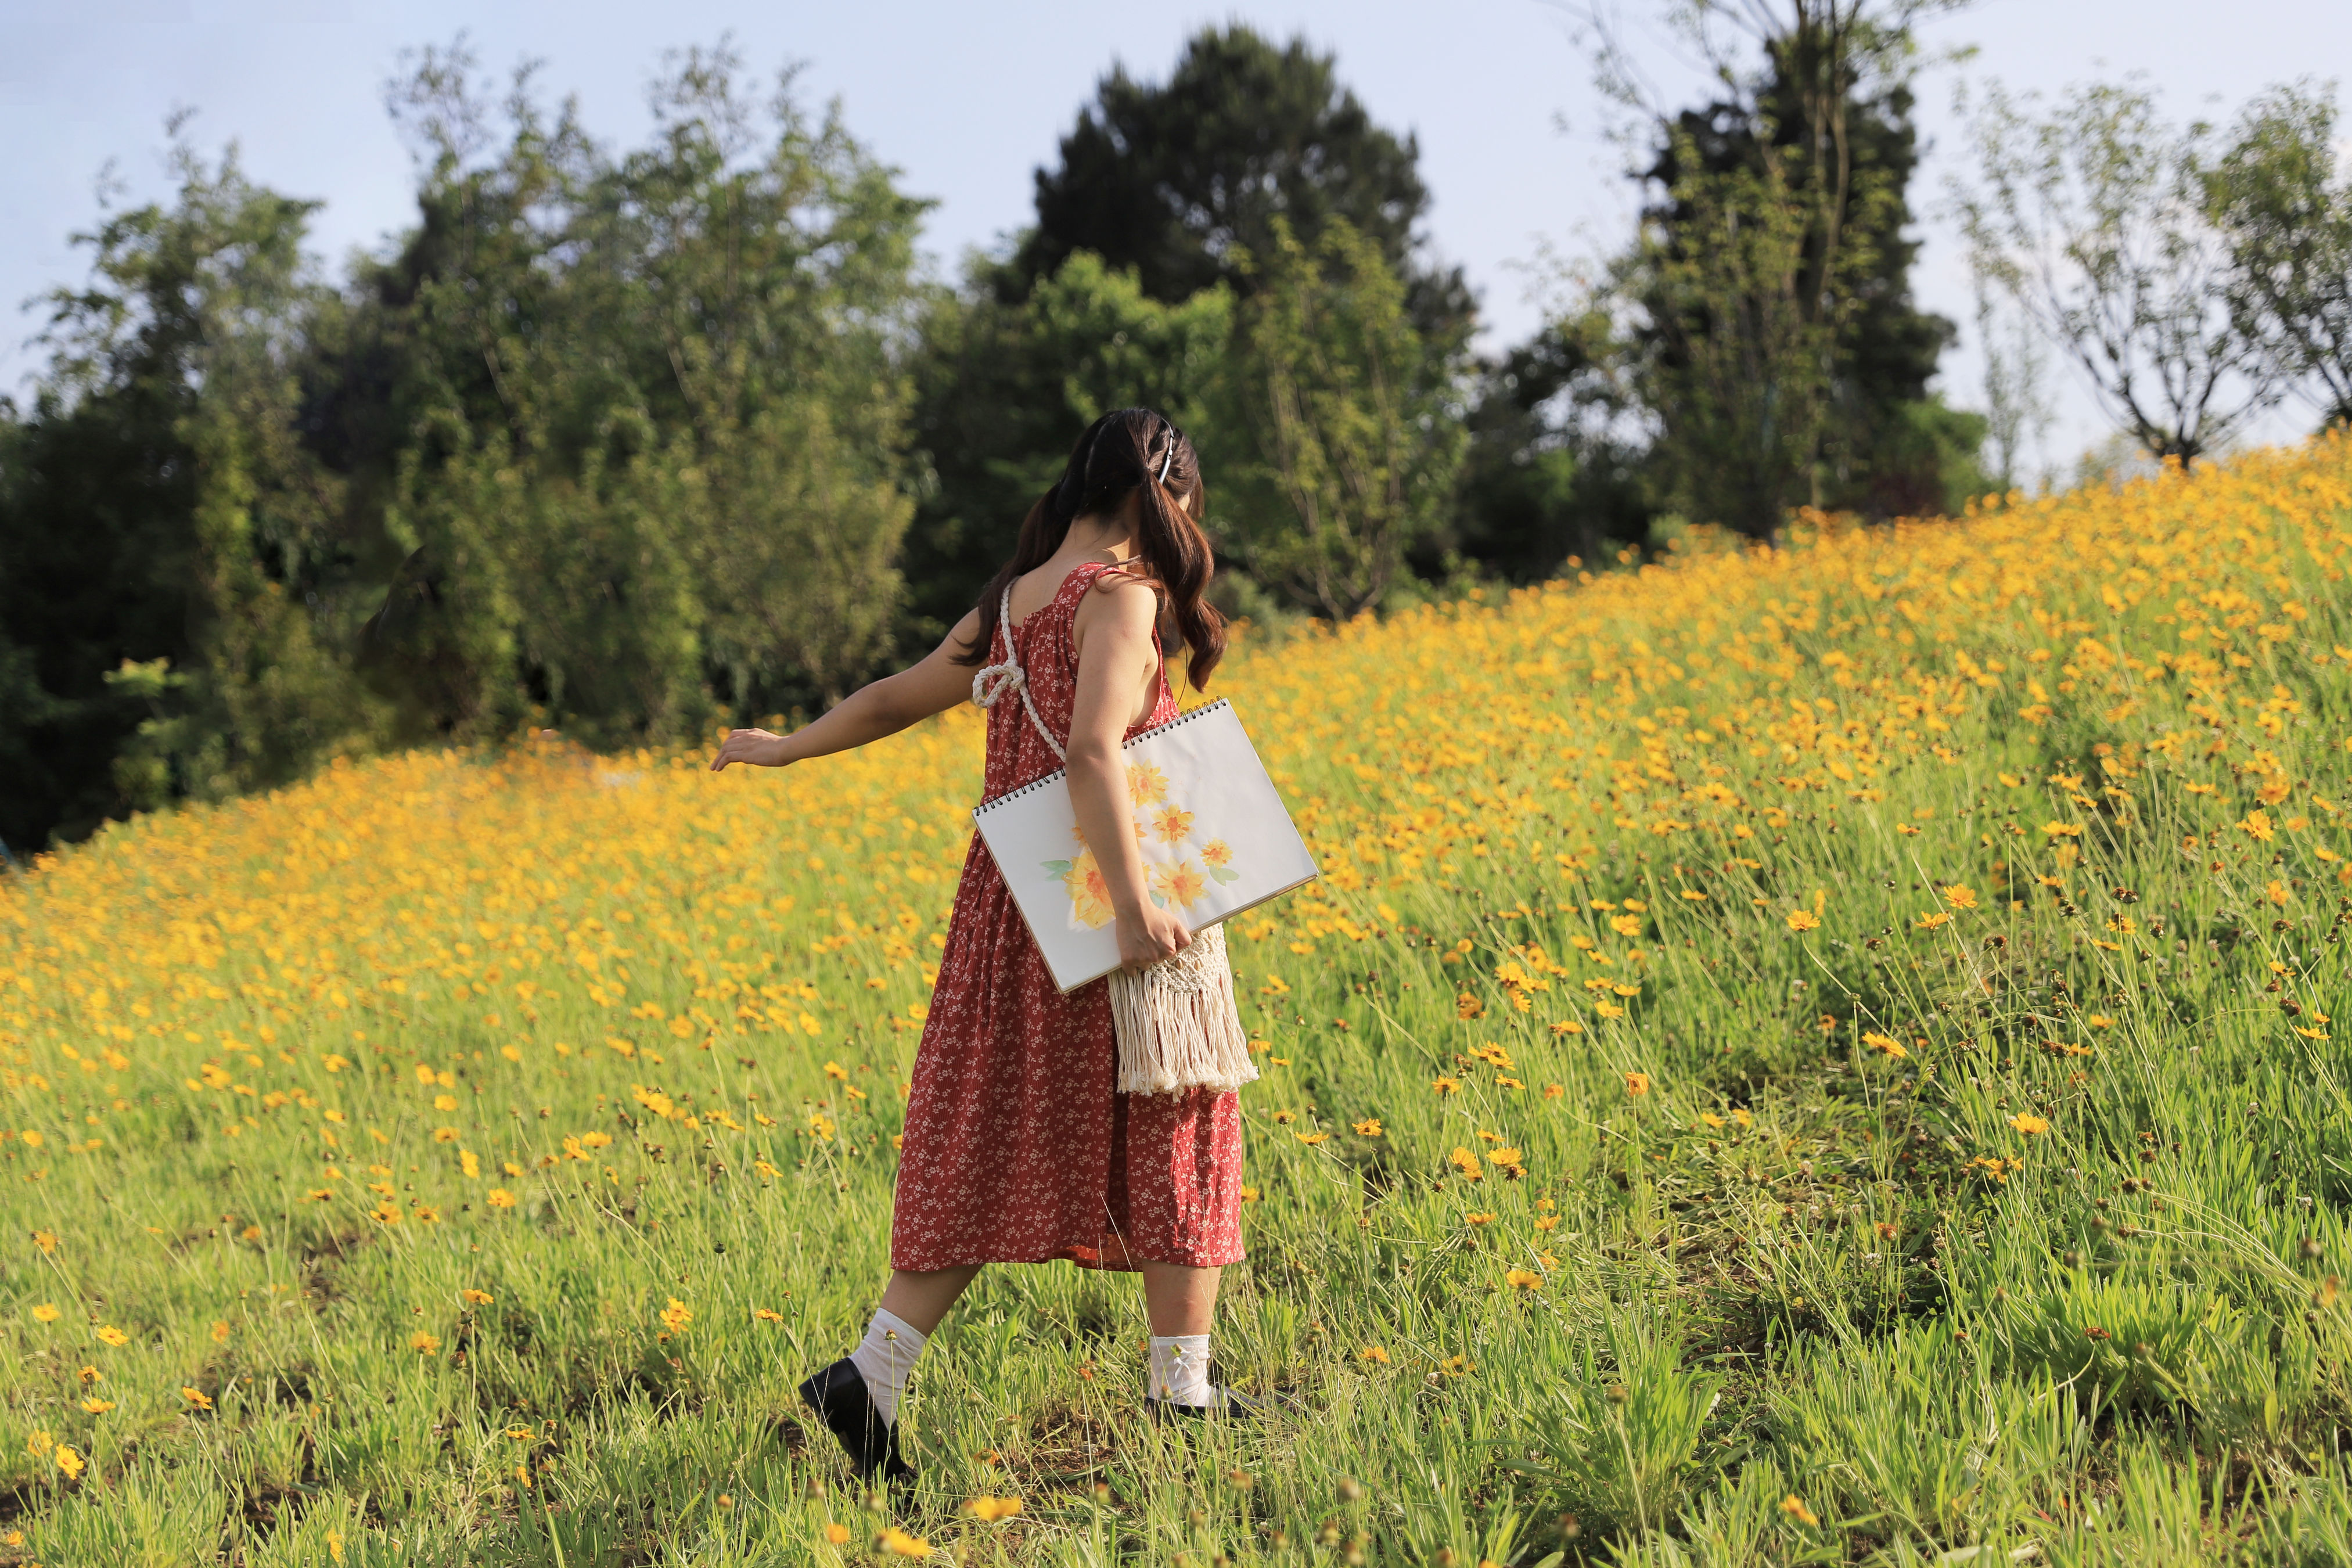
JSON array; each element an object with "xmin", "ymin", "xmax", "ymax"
[
  {"xmin": 1104, "ymin": 921, "xmax": 1255, "ymax": 1094},
  {"xmin": 973, "ymin": 581, "xmax": 1257, "ymax": 1098}
]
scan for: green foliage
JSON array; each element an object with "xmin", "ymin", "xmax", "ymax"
[
  {"xmin": 1638, "ymin": 128, "xmax": 1859, "ymax": 538},
  {"xmin": 1451, "ymin": 311, "xmax": 1655, "ymax": 582},
  {"xmin": 0, "ymin": 134, "xmax": 371, "ymax": 850},
  {"xmin": 2207, "ymin": 81, "xmax": 2352, "ymax": 430},
  {"xmin": 357, "ymin": 42, "xmax": 927, "ymax": 738},
  {"xmin": 910, "ymin": 214, "xmax": 1469, "ymax": 636},
  {"xmin": 1228, "ymin": 217, "xmax": 1468, "ymax": 621},
  {"xmin": 908, "ymin": 24, "xmax": 1469, "ymax": 638},
  {"xmin": 1013, "ymin": 25, "xmax": 1465, "ymax": 342},
  {"xmin": 1612, "ymin": 3, "xmax": 1969, "ymax": 535},
  {"xmin": 0, "ymin": 42, "xmax": 929, "ymax": 847},
  {"xmin": 901, "ymin": 253, "xmax": 1235, "ymax": 637},
  {"xmin": 1876, "ymin": 394, "xmax": 1997, "ymax": 516}
]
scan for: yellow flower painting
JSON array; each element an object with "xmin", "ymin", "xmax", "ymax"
[
  {"xmin": 1125, "ymin": 760, "xmax": 1168, "ymax": 807},
  {"xmin": 1048, "ymin": 791, "xmax": 1239, "ymax": 920},
  {"xmin": 1150, "ymin": 859, "xmax": 1210, "ymax": 909},
  {"xmin": 1041, "ymin": 846, "xmax": 1116, "ymax": 929},
  {"xmin": 1200, "ymin": 835, "xmax": 1240, "ymax": 885}
]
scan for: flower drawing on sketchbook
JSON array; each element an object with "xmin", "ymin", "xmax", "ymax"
[
  {"xmin": 1045, "ymin": 796, "xmax": 1233, "ymax": 925},
  {"xmin": 1040, "ymin": 846, "xmax": 1116, "ymax": 929},
  {"xmin": 1125, "ymin": 761, "xmax": 1168, "ymax": 807},
  {"xmin": 1150, "ymin": 859, "xmax": 1210, "ymax": 909},
  {"xmin": 1148, "ymin": 803, "xmax": 1195, "ymax": 844}
]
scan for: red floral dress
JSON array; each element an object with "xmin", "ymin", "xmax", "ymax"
[{"xmin": 890, "ymin": 563, "xmax": 1246, "ymax": 1272}]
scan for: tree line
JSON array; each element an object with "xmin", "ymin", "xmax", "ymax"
[{"xmin": 3, "ymin": 10, "xmax": 2347, "ymax": 851}]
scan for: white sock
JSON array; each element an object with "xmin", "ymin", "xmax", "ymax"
[
  {"xmin": 1148, "ymin": 1333, "xmax": 1213, "ymax": 1407},
  {"xmin": 847, "ymin": 1308, "xmax": 927, "ymax": 1429}
]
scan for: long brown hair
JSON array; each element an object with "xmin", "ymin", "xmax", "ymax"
[{"xmin": 955, "ymin": 408, "xmax": 1228, "ymax": 689}]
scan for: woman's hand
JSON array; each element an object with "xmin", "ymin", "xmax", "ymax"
[
  {"xmin": 710, "ymin": 729, "xmax": 790, "ymax": 771},
  {"xmin": 1116, "ymin": 901, "xmax": 1192, "ymax": 971}
]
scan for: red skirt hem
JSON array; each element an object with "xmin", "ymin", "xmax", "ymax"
[{"xmin": 890, "ymin": 1229, "xmax": 1246, "ymax": 1275}]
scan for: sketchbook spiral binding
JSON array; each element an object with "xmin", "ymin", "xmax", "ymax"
[{"xmin": 972, "ymin": 697, "xmax": 1234, "ymax": 815}]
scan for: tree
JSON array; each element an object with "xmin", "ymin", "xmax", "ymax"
[
  {"xmin": 904, "ymin": 26, "xmax": 1466, "ymax": 634},
  {"xmin": 1970, "ymin": 276, "xmax": 2055, "ymax": 491},
  {"xmin": 1956, "ymin": 79, "xmax": 2283, "ymax": 466},
  {"xmin": 898, "ymin": 254, "xmax": 1236, "ymax": 638},
  {"xmin": 349, "ymin": 40, "xmax": 928, "ymax": 734},
  {"xmin": 1228, "ymin": 218, "xmax": 1465, "ymax": 622},
  {"xmin": 619, "ymin": 49, "xmax": 924, "ymax": 710},
  {"xmin": 680, "ymin": 399, "xmax": 914, "ymax": 711},
  {"xmin": 1451, "ymin": 303, "xmax": 1654, "ymax": 581},
  {"xmin": 0, "ymin": 128, "xmax": 368, "ymax": 850},
  {"xmin": 2208, "ymin": 81, "xmax": 2352, "ymax": 430},
  {"xmin": 1013, "ymin": 26, "xmax": 1466, "ymax": 340},
  {"xmin": 0, "ymin": 39, "xmax": 931, "ymax": 848},
  {"xmin": 1649, "ymin": 67, "xmax": 1957, "ymax": 516},
  {"xmin": 1637, "ymin": 132, "xmax": 1852, "ymax": 538},
  {"xmin": 1574, "ymin": 1, "xmax": 1971, "ymax": 533}
]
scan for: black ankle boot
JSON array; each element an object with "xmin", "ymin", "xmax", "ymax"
[{"xmin": 799, "ymin": 1358, "xmax": 914, "ymax": 1484}]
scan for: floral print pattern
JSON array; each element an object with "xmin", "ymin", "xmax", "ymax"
[{"xmin": 891, "ymin": 563, "xmax": 1246, "ymax": 1273}]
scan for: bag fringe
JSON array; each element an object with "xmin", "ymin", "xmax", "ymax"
[{"xmin": 1108, "ymin": 923, "xmax": 1258, "ymax": 1096}]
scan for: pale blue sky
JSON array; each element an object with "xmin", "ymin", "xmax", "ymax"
[{"xmin": 2, "ymin": 0, "xmax": 2344, "ymax": 469}]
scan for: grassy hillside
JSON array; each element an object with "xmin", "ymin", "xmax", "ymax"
[{"xmin": 6, "ymin": 436, "xmax": 2352, "ymax": 1565}]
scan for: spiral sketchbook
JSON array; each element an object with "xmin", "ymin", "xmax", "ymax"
[{"xmin": 972, "ymin": 698, "xmax": 1320, "ymax": 993}]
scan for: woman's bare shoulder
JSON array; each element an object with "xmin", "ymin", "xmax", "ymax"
[{"xmin": 1078, "ymin": 567, "xmax": 1160, "ymax": 621}]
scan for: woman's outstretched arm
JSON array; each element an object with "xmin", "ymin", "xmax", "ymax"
[{"xmin": 710, "ymin": 610, "xmax": 984, "ymax": 771}]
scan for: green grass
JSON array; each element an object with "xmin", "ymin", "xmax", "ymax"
[{"xmin": 6, "ymin": 440, "xmax": 2352, "ymax": 1563}]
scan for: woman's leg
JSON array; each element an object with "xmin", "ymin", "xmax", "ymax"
[
  {"xmin": 1139, "ymin": 1260, "xmax": 1231, "ymax": 1411},
  {"xmin": 1139, "ymin": 1260, "xmax": 1221, "ymax": 1336},
  {"xmin": 804, "ymin": 1264, "xmax": 984, "ymax": 1478},
  {"xmin": 876, "ymin": 1264, "xmax": 984, "ymax": 1336}
]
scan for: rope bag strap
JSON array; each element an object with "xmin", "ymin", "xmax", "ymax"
[{"xmin": 970, "ymin": 581, "xmax": 1068, "ymax": 761}]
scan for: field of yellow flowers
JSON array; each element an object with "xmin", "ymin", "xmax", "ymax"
[{"xmin": 9, "ymin": 436, "xmax": 2352, "ymax": 1565}]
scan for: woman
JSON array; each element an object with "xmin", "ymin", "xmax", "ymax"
[{"xmin": 711, "ymin": 409, "xmax": 1251, "ymax": 1485}]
